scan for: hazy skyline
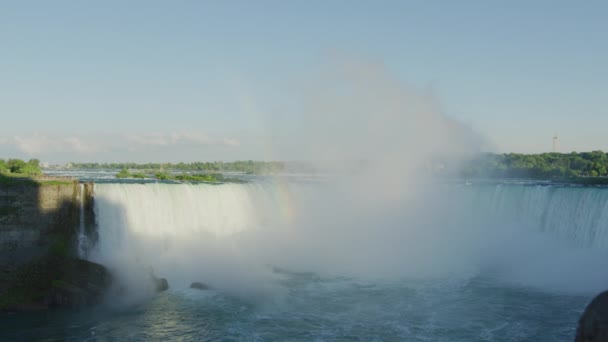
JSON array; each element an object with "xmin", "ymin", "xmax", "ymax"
[{"xmin": 1, "ymin": 1, "xmax": 606, "ymax": 163}]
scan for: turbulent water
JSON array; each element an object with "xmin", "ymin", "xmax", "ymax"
[{"xmin": 4, "ymin": 179, "xmax": 608, "ymax": 341}]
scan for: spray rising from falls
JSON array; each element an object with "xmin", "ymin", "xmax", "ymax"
[{"xmin": 90, "ymin": 181, "xmax": 608, "ymax": 297}]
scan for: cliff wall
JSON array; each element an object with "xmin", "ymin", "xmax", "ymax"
[
  {"xmin": 0, "ymin": 180, "xmax": 94, "ymax": 271},
  {"xmin": 0, "ymin": 179, "xmax": 110, "ymax": 312}
]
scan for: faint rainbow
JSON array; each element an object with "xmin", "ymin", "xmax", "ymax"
[{"xmin": 269, "ymin": 176, "xmax": 297, "ymax": 225}]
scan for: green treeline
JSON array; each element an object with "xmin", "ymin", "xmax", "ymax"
[
  {"xmin": 0, "ymin": 158, "xmax": 42, "ymax": 176},
  {"xmin": 8, "ymin": 152, "xmax": 608, "ymax": 184},
  {"xmin": 461, "ymin": 151, "xmax": 608, "ymax": 179},
  {"xmin": 115, "ymin": 169, "xmax": 244, "ymax": 183},
  {"xmin": 71, "ymin": 161, "xmax": 285, "ymax": 175},
  {"xmin": 73, "ymin": 152, "xmax": 608, "ymax": 181}
]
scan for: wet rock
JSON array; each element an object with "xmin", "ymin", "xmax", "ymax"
[
  {"xmin": 1, "ymin": 256, "xmax": 112, "ymax": 312},
  {"xmin": 145, "ymin": 266, "xmax": 168, "ymax": 293},
  {"xmin": 576, "ymin": 291, "xmax": 608, "ymax": 341},
  {"xmin": 146, "ymin": 267, "xmax": 168, "ymax": 292},
  {"xmin": 47, "ymin": 281, "xmax": 87, "ymax": 307},
  {"xmin": 152, "ymin": 277, "xmax": 169, "ymax": 292},
  {"xmin": 190, "ymin": 282, "xmax": 210, "ymax": 290}
]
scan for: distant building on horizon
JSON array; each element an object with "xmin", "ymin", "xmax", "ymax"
[{"xmin": 553, "ymin": 135, "xmax": 559, "ymax": 153}]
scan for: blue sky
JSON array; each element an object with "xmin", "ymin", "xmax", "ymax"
[{"xmin": 0, "ymin": 1, "xmax": 606, "ymax": 162}]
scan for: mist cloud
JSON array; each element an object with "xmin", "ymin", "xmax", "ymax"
[{"xmin": 267, "ymin": 57, "xmax": 484, "ymax": 206}]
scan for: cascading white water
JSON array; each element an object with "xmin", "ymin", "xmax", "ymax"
[
  {"xmin": 443, "ymin": 183, "xmax": 608, "ymax": 248},
  {"xmin": 91, "ymin": 181, "xmax": 297, "ymax": 297},
  {"xmin": 91, "ymin": 181, "xmax": 608, "ymax": 296},
  {"xmin": 77, "ymin": 183, "xmax": 88, "ymax": 258},
  {"xmin": 93, "ymin": 182, "xmax": 287, "ymax": 239}
]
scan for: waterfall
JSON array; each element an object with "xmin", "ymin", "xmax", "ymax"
[
  {"xmin": 90, "ymin": 182, "xmax": 294, "ymax": 293},
  {"xmin": 447, "ymin": 183, "xmax": 608, "ymax": 249},
  {"xmin": 89, "ymin": 181, "xmax": 608, "ymax": 294},
  {"xmin": 77, "ymin": 183, "xmax": 88, "ymax": 258},
  {"xmin": 93, "ymin": 182, "xmax": 287, "ymax": 239}
]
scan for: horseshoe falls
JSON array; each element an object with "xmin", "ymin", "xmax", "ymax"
[{"xmin": 7, "ymin": 181, "xmax": 608, "ymax": 341}]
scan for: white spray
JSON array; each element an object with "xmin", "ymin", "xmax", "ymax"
[{"xmin": 90, "ymin": 58, "xmax": 608, "ymax": 300}]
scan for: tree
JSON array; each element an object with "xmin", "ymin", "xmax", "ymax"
[
  {"xmin": 3, "ymin": 158, "xmax": 42, "ymax": 175},
  {"xmin": 7, "ymin": 159, "xmax": 27, "ymax": 173}
]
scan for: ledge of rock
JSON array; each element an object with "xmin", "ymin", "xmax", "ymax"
[
  {"xmin": 190, "ymin": 282, "xmax": 210, "ymax": 290},
  {"xmin": 576, "ymin": 291, "xmax": 608, "ymax": 342},
  {"xmin": 152, "ymin": 276, "xmax": 169, "ymax": 293},
  {"xmin": 0, "ymin": 255, "xmax": 112, "ymax": 312}
]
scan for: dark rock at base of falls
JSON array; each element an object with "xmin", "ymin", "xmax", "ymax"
[
  {"xmin": 145, "ymin": 266, "xmax": 169, "ymax": 293},
  {"xmin": 576, "ymin": 291, "xmax": 608, "ymax": 341},
  {"xmin": 0, "ymin": 256, "xmax": 112, "ymax": 312},
  {"xmin": 152, "ymin": 277, "xmax": 169, "ymax": 292},
  {"xmin": 190, "ymin": 282, "xmax": 210, "ymax": 290}
]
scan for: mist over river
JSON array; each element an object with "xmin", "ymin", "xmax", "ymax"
[{"xmin": 3, "ymin": 174, "xmax": 607, "ymax": 341}]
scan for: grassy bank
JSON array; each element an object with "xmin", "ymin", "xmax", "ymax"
[{"xmin": 0, "ymin": 173, "xmax": 74, "ymax": 186}]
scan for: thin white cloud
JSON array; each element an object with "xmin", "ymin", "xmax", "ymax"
[
  {"xmin": 179, "ymin": 132, "xmax": 213, "ymax": 145},
  {"xmin": 222, "ymin": 138, "xmax": 241, "ymax": 147},
  {"xmin": 125, "ymin": 132, "xmax": 238, "ymax": 148},
  {"xmin": 10, "ymin": 135, "xmax": 101, "ymax": 155},
  {"xmin": 63, "ymin": 137, "xmax": 99, "ymax": 154},
  {"xmin": 125, "ymin": 133, "xmax": 177, "ymax": 146},
  {"xmin": 0, "ymin": 132, "xmax": 240, "ymax": 157},
  {"xmin": 12, "ymin": 135, "xmax": 54, "ymax": 154}
]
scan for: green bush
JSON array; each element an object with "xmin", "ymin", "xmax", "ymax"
[
  {"xmin": 3, "ymin": 158, "xmax": 42, "ymax": 175},
  {"xmin": 174, "ymin": 173, "xmax": 220, "ymax": 182},
  {"xmin": 116, "ymin": 168, "xmax": 131, "ymax": 178},
  {"xmin": 154, "ymin": 172, "xmax": 171, "ymax": 180},
  {"xmin": 7, "ymin": 159, "xmax": 26, "ymax": 173}
]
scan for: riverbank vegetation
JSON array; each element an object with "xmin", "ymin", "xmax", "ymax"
[
  {"xmin": 72, "ymin": 161, "xmax": 285, "ymax": 175},
  {"xmin": 115, "ymin": 169, "xmax": 244, "ymax": 183},
  {"xmin": 0, "ymin": 175, "xmax": 74, "ymax": 186},
  {"xmin": 0, "ymin": 158, "xmax": 42, "ymax": 176},
  {"xmin": 116, "ymin": 168, "xmax": 147, "ymax": 179},
  {"xmin": 11, "ymin": 151, "xmax": 608, "ymax": 185},
  {"xmin": 0, "ymin": 159, "xmax": 72, "ymax": 185},
  {"xmin": 460, "ymin": 151, "xmax": 608, "ymax": 182}
]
